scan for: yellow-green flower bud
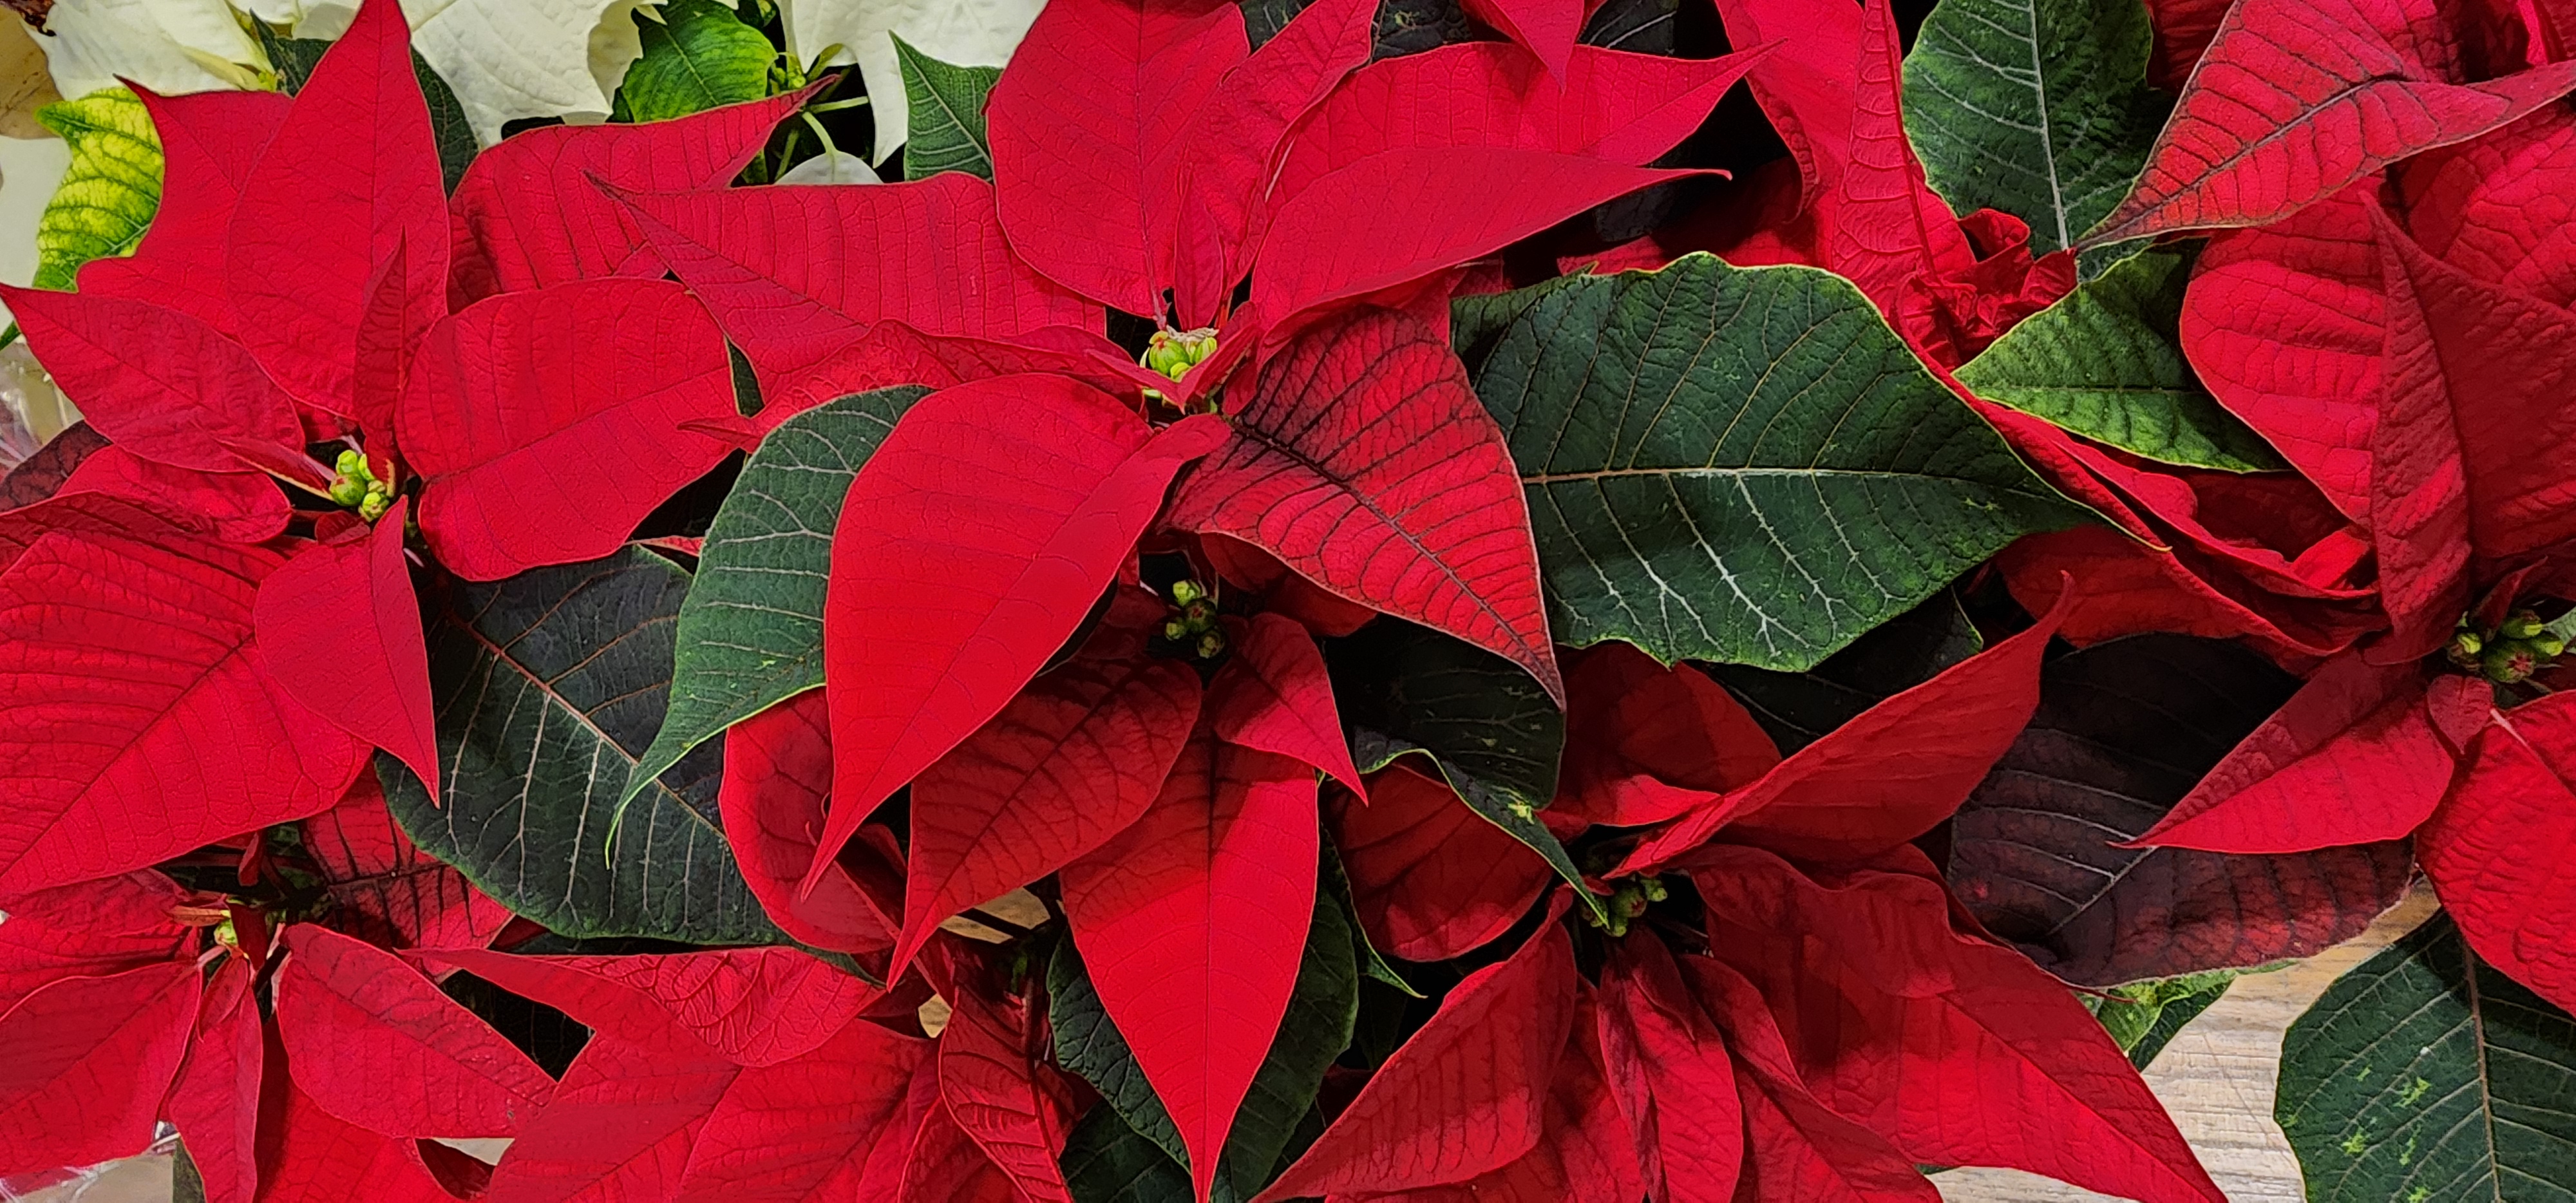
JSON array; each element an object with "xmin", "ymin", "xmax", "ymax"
[
  {"xmin": 1142, "ymin": 328, "xmax": 1218, "ymax": 382},
  {"xmin": 2502, "ymin": 611, "xmax": 2546, "ymax": 640},
  {"xmin": 335, "ymin": 448, "xmax": 368, "ymax": 477},
  {"xmin": 358, "ymin": 488, "xmax": 393, "ymax": 522},
  {"xmin": 1170, "ymin": 579, "xmax": 1205, "ymax": 606},
  {"xmin": 2538, "ymin": 634, "xmax": 2568, "ymax": 659},
  {"xmin": 1164, "ymin": 620, "xmax": 1189, "ymax": 641},
  {"xmin": 1195, "ymin": 630, "xmax": 1226, "ymax": 659},
  {"xmin": 2485, "ymin": 643, "xmax": 2539, "ymax": 684}
]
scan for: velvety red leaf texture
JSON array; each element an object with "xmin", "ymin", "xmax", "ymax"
[
  {"xmin": 0, "ymin": 961, "xmax": 200, "ymax": 1177},
  {"xmin": 715, "ymin": 692, "xmax": 902, "ymax": 954},
  {"xmin": 1332, "ymin": 764, "xmax": 1551, "ymax": 961},
  {"xmin": 274, "ymin": 925, "xmax": 553, "ymax": 1139},
  {"xmin": 2420, "ymin": 692, "xmax": 2576, "ymax": 1012}
]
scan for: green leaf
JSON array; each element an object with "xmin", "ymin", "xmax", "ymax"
[
  {"xmin": 1956, "ymin": 249, "xmax": 2286, "ymax": 473},
  {"xmin": 1322, "ymin": 618, "xmax": 1599, "ymax": 921},
  {"xmin": 383, "ymin": 547, "xmax": 784, "ymax": 946},
  {"xmin": 415, "ymin": 52, "xmax": 480, "ymax": 194},
  {"xmin": 1063, "ymin": 1106, "xmax": 1195, "ymax": 1203},
  {"xmin": 622, "ymin": 387, "xmax": 927, "ymax": 811},
  {"xmin": 32, "ymin": 88, "xmax": 160, "ymax": 290},
  {"xmin": 1050, "ymin": 876, "xmax": 1358, "ymax": 1200},
  {"xmin": 1454, "ymin": 254, "xmax": 2090, "ymax": 673},
  {"xmin": 259, "ymin": 26, "xmax": 474, "ymax": 192},
  {"xmin": 617, "ymin": 0, "xmax": 777, "ymax": 124},
  {"xmin": 1899, "ymin": 0, "xmax": 2171, "ymax": 258},
  {"xmin": 1321, "ymin": 837, "xmax": 1420, "ymax": 998},
  {"xmin": 2087, "ymin": 969, "xmax": 2237, "ymax": 1070},
  {"xmin": 895, "ymin": 35, "xmax": 999, "ymax": 182},
  {"xmin": 2278, "ymin": 913, "xmax": 2576, "ymax": 1201}
]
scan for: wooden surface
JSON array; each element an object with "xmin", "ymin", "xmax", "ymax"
[{"xmin": 1937, "ymin": 886, "xmax": 2441, "ymax": 1202}]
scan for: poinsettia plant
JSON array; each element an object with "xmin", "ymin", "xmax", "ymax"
[{"xmin": 3, "ymin": 0, "xmax": 2576, "ymax": 1198}]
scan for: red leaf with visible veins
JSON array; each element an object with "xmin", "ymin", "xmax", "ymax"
[
  {"xmin": 1714, "ymin": 0, "xmax": 1862, "ymax": 205},
  {"xmin": 2419, "ymin": 693, "xmax": 2576, "ymax": 1012},
  {"xmin": 0, "ymin": 961, "xmax": 199, "ymax": 1177},
  {"xmin": 225, "ymin": 0, "xmax": 447, "ymax": 418},
  {"xmin": 0, "ymin": 287, "xmax": 305, "ymax": 474},
  {"xmin": 1598, "ymin": 938, "xmax": 1743, "ymax": 1202},
  {"xmin": 898, "ymin": 654, "xmax": 1202, "ymax": 977},
  {"xmin": 1172, "ymin": 0, "xmax": 1377, "ymax": 325},
  {"xmin": 987, "ymin": 0, "xmax": 1246, "ymax": 317},
  {"xmin": 1688, "ymin": 955, "xmax": 1938, "ymax": 1202},
  {"xmin": 484, "ymin": 1034, "xmax": 744, "ymax": 1203},
  {"xmin": 260, "ymin": 1080, "xmax": 464, "ymax": 1203},
  {"xmin": 2137, "ymin": 654, "xmax": 2473, "ymax": 853},
  {"xmin": 2086, "ymin": 0, "xmax": 2576, "ymax": 243},
  {"xmin": 2368, "ymin": 209, "xmax": 2475, "ymax": 658},
  {"xmin": 938, "ymin": 975, "xmax": 1077, "ymax": 1203},
  {"xmin": 303, "ymin": 775, "xmax": 514, "ymax": 951},
  {"xmin": 1209, "ymin": 612, "xmax": 1363, "ymax": 794},
  {"xmin": 1828, "ymin": 0, "xmax": 1984, "ymax": 359},
  {"xmin": 448, "ymin": 90, "xmax": 812, "ymax": 307},
  {"xmin": 2139, "ymin": 0, "xmax": 2230, "ymax": 88},
  {"xmin": 2401, "ymin": 107, "xmax": 2576, "ymax": 307},
  {"xmin": 1274, "ymin": 43, "xmax": 1770, "ymax": 209},
  {"xmin": 1687, "ymin": 846, "xmax": 2224, "ymax": 1203},
  {"xmin": 1622, "ymin": 592, "xmax": 2063, "ymax": 871},
  {"xmin": 2376, "ymin": 213, "xmax": 2576, "ymax": 564},
  {"xmin": 1253, "ymin": 916, "xmax": 1575, "ymax": 1202},
  {"xmin": 424, "ymin": 947, "xmax": 877, "ymax": 1068},
  {"xmin": 765, "ymin": 321, "xmax": 1142, "ymax": 431},
  {"xmin": 1058, "ymin": 729, "xmax": 1317, "ymax": 1203},
  {"xmin": 402, "ymin": 279, "xmax": 738, "ymax": 580},
  {"xmin": 0, "ymin": 522, "xmax": 367, "ymax": 895},
  {"xmin": 1556, "ymin": 643, "xmax": 1780, "ymax": 828},
  {"xmin": 0, "ymin": 871, "xmax": 192, "ymax": 1013},
  {"xmin": 75, "ymin": 86, "xmax": 287, "ymax": 334},
  {"xmin": 1332, "ymin": 764, "xmax": 1550, "ymax": 961},
  {"xmin": 254, "ymin": 497, "xmax": 438, "ymax": 798},
  {"xmin": 1165, "ymin": 308, "xmax": 1560, "ymax": 701},
  {"xmin": 819, "ymin": 381, "xmax": 1224, "ymax": 891},
  {"xmin": 57, "ymin": 446, "xmax": 288, "ymax": 544},
  {"xmin": 275, "ymin": 925, "xmax": 553, "ymax": 1139},
  {"xmin": 1253, "ymin": 148, "xmax": 1695, "ymax": 323},
  {"xmin": 1459, "ymin": 0, "xmax": 1582, "ymax": 79},
  {"xmin": 1399, "ymin": 996, "xmax": 1643, "ymax": 1203},
  {"xmin": 898, "ymin": 1095, "xmax": 1027, "ymax": 1203},
  {"xmin": 715, "ymin": 692, "xmax": 900, "ymax": 953},
  {"xmin": 2181, "ymin": 184, "xmax": 2383, "ymax": 521},
  {"xmin": 618, "ymin": 173, "xmax": 1101, "ymax": 403},
  {"xmin": 166, "ymin": 958, "xmax": 261, "ymax": 1203},
  {"xmin": 671, "ymin": 1018, "xmax": 933, "ymax": 1201}
]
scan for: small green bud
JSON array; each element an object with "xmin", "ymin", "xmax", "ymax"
[
  {"xmin": 328, "ymin": 477, "xmax": 369, "ymax": 507},
  {"xmin": 2485, "ymin": 643, "xmax": 2539, "ymax": 685},
  {"xmin": 1142, "ymin": 328, "xmax": 1218, "ymax": 381},
  {"xmin": 1164, "ymin": 620, "xmax": 1189, "ymax": 641},
  {"xmin": 1195, "ymin": 630, "xmax": 1227, "ymax": 659},
  {"xmin": 2452, "ymin": 630, "xmax": 2483, "ymax": 657},
  {"xmin": 2503, "ymin": 611, "xmax": 2546, "ymax": 640},
  {"xmin": 1184, "ymin": 599, "xmax": 1215, "ymax": 624},
  {"xmin": 1639, "ymin": 876, "xmax": 1669, "ymax": 903},
  {"xmin": 357, "ymin": 489, "xmax": 393, "ymax": 522},
  {"xmin": 335, "ymin": 448, "xmax": 367, "ymax": 477},
  {"xmin": 2538, "ymin": 634, "xmax": 2568, "ymax": 659},
  {"xmin": 1169, "ymin": 579, "xmax": 1205, "ymax": 606},
  {"xmin": 213, "ymin": 916, "xmax": 238, "ymax": 950}
]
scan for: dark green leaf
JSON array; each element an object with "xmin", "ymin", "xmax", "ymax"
[
  {"xmin": 32, "ymin": 89, "xmax": 159, "ymax": 290},
  {"xmin": 2279, "ymin": 914, "xmax": 2576, "ymax": 1201},
  {"xmin": 415, "ymin": 53, "xmax": 478, "ymax": 193},
  {"xmin": 1454, "ymin": 254, "xmax": 2089, "ymax": 673},
  {"xmin": 1580, "ymin": 0, "xmax": 1678, "ymax": 53},
  {"xmin": 1063, "ymin": 1106, "xmax": 1195, "ymax": 1203},
  {"xmin": 383, "ymin": 547, "xmax": 784, "ymax": 945},
  {"xmin": 622, "ymin": 388, "xmax": 926, "ymax": 810},
  {"xmin": 1703, "ymin": 590, "xmax": 1983, "ymax": 755},
  {"xmin": 2087, "ymin": 969, "xmax": 2237, "ymax": 1070},
  {"xmin": 1900, "ymin": 0, "xmax": 2171, "ymax": 258},
  {"xmin": 895, "ymin": 35, "xmax": 999, "ymax": 181},
  {"xmin": 1948, "ymin": 635, "xmax": 2412, "ymax": 987},
  {"xmin": 172, "ymin": 1141, "xmax": 205, "ymax": 1203},
  {"xmin": 1322, "ymin": 618, "xmax": 1597, "ymax": 919},
  {"xmin": 1321, "ymin": 836, "xmax": 1419, "ymax": 998},
  {"xmin": 257, "ymin": 26, "xmax": 330, "ymax": 92},
  {"xmin": 1956, "ymin": 249, "xmax": 2286, "ymax": 473},
  {"xmin": 1050, "ymin": 878, "xmax": 1358, "ymax": 1200},
  {"xmin": 1372, "ymin": 0, "xmax": 1480, "ymax": 58},
  {"xmin": 618, "ymin": 0, "xmax": 776, "ymax": 124}
]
